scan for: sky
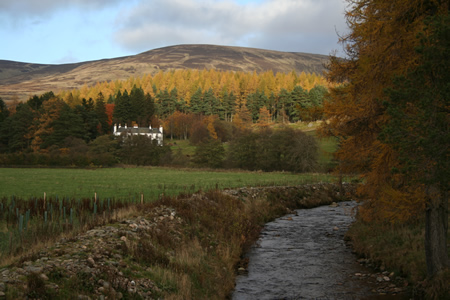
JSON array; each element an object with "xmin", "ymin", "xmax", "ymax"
[{"xmin": 0, "ymin": 0, "xmax": 349, "ymax": 65}]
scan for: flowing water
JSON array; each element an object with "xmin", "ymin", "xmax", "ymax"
[{"xmin": 232, "ymin": 201, "xmax": 410, "ymax": 300}]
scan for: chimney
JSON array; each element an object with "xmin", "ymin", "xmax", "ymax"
[
  {"xmin": 159, "ymin": 125, "xmax": 163, "ymax": 134},
  {"xmin": 113, "ymin": 124, "xmax": 117, "ymax": 134}
]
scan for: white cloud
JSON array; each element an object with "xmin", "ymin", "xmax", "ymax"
[
  {"xmin": 0, "ymin": 0, "xmax": 124, "ymax": 15},
  {"xmin": 114, "ymin": 0, "xmax": 347, "ymax": 55},
  {"xmin": 0, "ymin": 0, "xmax": 125, "ymax": 26},
  {"xmin": 0, "ymin": 0, "xmax": 348, "ymax": 64},
  {"xmin": 53, "ymin": 51, "xmax": 80, "ymax": 64}
]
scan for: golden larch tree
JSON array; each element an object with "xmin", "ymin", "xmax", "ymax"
[{"xmin": 321, "ymin": 0, "xmax": 449, "ymax": 277}]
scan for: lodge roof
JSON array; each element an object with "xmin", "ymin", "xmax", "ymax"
[{"xmin": 116, "ymin": 127, "xmax": 161, "ymax": 134}]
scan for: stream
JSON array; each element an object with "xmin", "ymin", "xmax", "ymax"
[{"xmin": 232, "ymin": 201, "xmax": 410, "ymax": 300}]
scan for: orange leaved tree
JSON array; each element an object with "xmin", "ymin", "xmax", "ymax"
[{"xmin": 321, "ymin": 0, "xmax": 448, "ymax": 277}]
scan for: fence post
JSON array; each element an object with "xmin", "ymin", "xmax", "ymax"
[{"xmin": 19, "ymin": 214, "xmax": 24, "ymax": 233}]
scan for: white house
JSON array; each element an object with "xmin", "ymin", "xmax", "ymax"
[{"xmin": 113, "ymin": 124, "xmax": 163, "ymax": 145}]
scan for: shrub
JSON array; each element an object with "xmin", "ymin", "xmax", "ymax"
[
  {"xmin": 192, "ymin": 139, "xmax": 225, "ymax": 168},
  {"xmin": 225, "ymin": 129, "xmax": 259, "ymax": 170},
  {"xmin": 119, "ymin": 135, "xmax": 172, "ymax": 166},
  {"xmin": 189, "ymin": 121, "xmax": 210, "ymax": 145},
  {"xmin": 227, "ymin": 127, "xmax": 318, "ymax": 172}
]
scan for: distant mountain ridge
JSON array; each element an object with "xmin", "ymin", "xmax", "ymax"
[{"xmin": 0, "ymin": 44, "xmax": 330, "ymax": 102}]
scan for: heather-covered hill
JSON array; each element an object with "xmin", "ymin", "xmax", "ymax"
[{"xmin": 0, "ymin": 44, "xmax": 329, "ymax": 102}]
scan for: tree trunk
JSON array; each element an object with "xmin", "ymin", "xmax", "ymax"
[{"xmin": 425, "ymin": 185, "xmax": 449, "ymax": 277}]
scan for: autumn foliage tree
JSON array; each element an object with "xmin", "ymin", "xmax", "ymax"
[
  {"xmin": 381, "ymin": 14, "xmax": 449, "ymax": 277},
  {"xmin": 257, "ymin": 106, "xmax": 272, "ymax": 128},
  {"xmin": 321, "ymin": 0, "xmax": 448, "ymax": 278},
  {"xmin": 59, "ymin": 69, "xmax": 329, "ymax": 125}
]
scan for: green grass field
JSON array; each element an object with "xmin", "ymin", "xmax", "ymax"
[
  {"xmin": 0, "ymin": 167, "xmax": 337, "ymax": 200},
  {"xmin": 305, "ymin": 130, "xmax": 338, "ymax": 166},
  {"xmin": 0, "ymin": 125, "xmax": 339, "ymax": 201}
]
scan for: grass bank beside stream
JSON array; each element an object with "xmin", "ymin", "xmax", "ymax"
[
  {"xmin": 1, "ymin": 183, "xmax": 353, "ymax": 299},
  {"xmin": 346, "ymin": 213, "xmax": 450, "ymax": 299}
]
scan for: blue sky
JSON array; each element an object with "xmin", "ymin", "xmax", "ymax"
[{"xmin": 0, "ymin": 0, "xmax": 348, "ymax": 64}]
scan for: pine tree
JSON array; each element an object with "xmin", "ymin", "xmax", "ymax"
[
  {"xmin": 0, "ymin": 103, "xmax": 34, "ymax": 152},
  {"xmin": 113, "ymin": 90, "xmax": 132, "ymax": 125},
  {"xmin": 130, "ymin": 85, "xmax": 146, "ymax": 124},
  {"xmin": 0, "ymin": 97, "xmax": 9, "ymax": 124},
  {"xmin": 221, "ymin": 91, "xmax": 236, "ymax": 122},
  {"xmin": 95, "ymin": 93, "xmax": 109, "ymax": 134},
  {"xmin": 189, "ymin": 87, "xmax": 204, "ymax": 115},
  {"xmin": 142, "ymin": 93, "xmax": 155, "ymax": 125},
  {"xmin": 291, "ymin": 85, "xmax": 309, "ymax": 121},
  {"xmin": 203, "ymin": 88, "xmax": 220, "ymax": 116},
  {"xmin": 43, "ymin": 103, "xmax": 85, "ymax": 148},
  {"xmin": 157, "ymin": 88, "xmax": 175, "ymax": 119},
  {"xmin": 276, "ymin": 89, "xmax": 291, "ymax": 123}
]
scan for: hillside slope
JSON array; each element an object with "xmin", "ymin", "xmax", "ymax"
[{"xmin": 0, "ymin": 44, "xmax": 330, "ymax": 102}]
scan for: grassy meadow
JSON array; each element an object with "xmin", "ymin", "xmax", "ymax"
[
  {"xmin": 0, "ymin": 167, "xmax": 337, "ymax": 200},
  {"xmin": 0, "ymin": 125, "xmax": 339, "ymax": 200},
  {"xmin": 0, "ymin": 166, "xmax": 337, "ymax": 269}
]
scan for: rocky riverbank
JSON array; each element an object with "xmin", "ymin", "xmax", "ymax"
[
  {"xmin": 1, "ymin": 205, "xmax": 181, "ymax": 299},
  {"xmin": 0, "ymin": 183, "xmax": 409, "ymax": 299}
]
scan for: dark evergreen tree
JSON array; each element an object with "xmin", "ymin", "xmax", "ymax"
[
  {"xmin": 0, "ymin": 97, "xmax": 9, "ymax": 124},
  {"xmin": 95, "ymin": 93, "xmax": 109, "ymax": 134},
  {"xmin": 266, "ymin": 92, "xmax": 276, "ymax": 121},
  {"xmin": 176, "ymin": 97, "xmax": 188, "ymax": 113},
  {"xmin": 0, "ymin": 103, "xmax": 35, "ymax": 152},
  {"xmin": 40, "ymin": 91, "xmax": 56, "ymax": 102},
  {"xmin": 41, "ymin": 103, "xmax": 86, "ymax": 148},
  {"xmin": 203, "ymin": 88, "xmax": 220, "ymax": 116},
  {"xmin": 27, "ymin": 95, "xmax": 44, "ymax": 111},
  {"xmin": 169, "ymin": 87, "xmax": 180, "ymax": 114},
  {"xmin": 221, "ymin": 91, "xmax": 236, "ymax": 122},
  {"xmin": 74, "ymin": 100, "xmax": 99, "ymax": 142},
  {"xmin": 189, "ymin": 88, "xmax": 204, "ymax": 114},
  {"xmin": 246, "ymin": 90, "xmax": 268, "ymax": 122},
  {"xmin": 130, "ymin": 85, "xmax": 146, "ymax": 124},
  {"xmin": 291, "ymin": 85, "xmax": 309, "ymax": 121},
  {"xmin": 308, "ymin": 85, "xmax": 327, "ymax": 106},
  {"xmin": 82, "ymin": 98, "xmax": 95, "ymax": 111},
  {"xmin": 142, "ymin": 93, "xmax": 155, "ymax": 124},
  {"xmin": 113, "ymin": 90, "xmax": 132, "ymax": 125},
  {"xmin": 107, "ymin": 94, "xmax": 115, "ymax": 104},
  {"xmin": 276, "ymin": 88, "xmax": 291, "ymax": 122},
  {"xmin": 157, "ymin": 88, "xmax": 176, "ymax": 119},
  {"xmin": 26, "ymin": 91, "xmax": 56, "ymax": 111}
]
